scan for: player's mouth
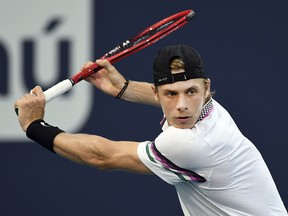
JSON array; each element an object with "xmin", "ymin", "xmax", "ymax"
[{"xmin": 175, "ymin": 116, "xmax": 191, "ymax": 124}]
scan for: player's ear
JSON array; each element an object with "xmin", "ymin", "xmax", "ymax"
[
  {"xmin": 204, "ymin": 78, "xmax": 211, "ymax": 99},
  {"xmin": 151, "ymin": 85, "xmax": 160, "ymax": 102}
]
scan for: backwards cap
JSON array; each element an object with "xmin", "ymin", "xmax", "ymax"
[{"xmin": 153, "ymin": 44, "xmax": 207, "ymax": 86}]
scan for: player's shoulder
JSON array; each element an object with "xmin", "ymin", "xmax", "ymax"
[
  {"xmin": 156, "ymin": 126, "xmax": 197, "ymax": 150},
  {"xmin": 160, "ymin": 126, "xmax": 193, "ymax": 140}
]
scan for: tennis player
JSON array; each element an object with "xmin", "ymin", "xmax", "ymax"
[{"xmin": 15, "ymin": 45, "xmax": 287, "ymax": 215}]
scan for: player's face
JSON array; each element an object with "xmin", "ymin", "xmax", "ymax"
[{"xmin": 154, "ymin": 78, "xmax": 210, "ymax": 129}]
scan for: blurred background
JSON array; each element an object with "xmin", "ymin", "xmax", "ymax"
[{"xmin": 1, "ymin": 0, "xmax": 287, "ymax": 215}]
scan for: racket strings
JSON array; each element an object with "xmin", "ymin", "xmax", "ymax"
[
  {"xmin": 105, "ymin": 16, "xmax": 183, "ymax": 58},
  {"xmin": 132, "ymin": 18, "xmax": 180, "ymax": 44}
]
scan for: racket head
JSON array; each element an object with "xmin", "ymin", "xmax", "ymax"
[
  {"xmin": 71, "ymin": 9, "xmax": 195, "ymax": 84},
  {"xmin": 104, "ymin": 9, "xmax": 195, "ymax": 63}
]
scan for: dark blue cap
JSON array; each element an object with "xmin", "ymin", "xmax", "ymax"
[{"xmin": 153, "ymin": 44, "xmax": 207, "ymax": 86}]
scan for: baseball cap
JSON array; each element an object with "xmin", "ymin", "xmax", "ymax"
[{"xmin": 153, "ymin": 44, "xmax": 207, "ymax": 86}]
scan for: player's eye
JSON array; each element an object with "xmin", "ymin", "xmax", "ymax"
[
  {"xmin": 165, "ymin": 91, "xmax": 177, "ymax": 97},
  {"xmin": 187, "ymin": 89, "xmax": 197, "ymax": 95}
]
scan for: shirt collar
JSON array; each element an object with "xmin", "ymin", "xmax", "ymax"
[{"xmin": 196, "ymin": 98, "xmax": 214, "ymax": 123}]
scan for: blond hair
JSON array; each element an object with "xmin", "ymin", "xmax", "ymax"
[{"xmin": 170, "ymin": 57, "xmax": 215, "ymax": 98}]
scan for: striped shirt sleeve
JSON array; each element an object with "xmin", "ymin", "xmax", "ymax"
[{"xmin": 138, "ymin": 140, "xmax": 206, "ymax": 185}]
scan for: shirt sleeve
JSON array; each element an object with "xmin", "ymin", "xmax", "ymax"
[{"xmin": 137, "ymin": 126, "xmax": 213, "ymax": 185}]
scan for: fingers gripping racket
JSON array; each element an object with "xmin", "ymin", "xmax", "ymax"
[
  {"xmin": 35, "ymin": 10, "xmax": 196, "ymax": 105},
  {"xmin": 43, "ymin": 9, "xmax": 195, "ymax": 103}
]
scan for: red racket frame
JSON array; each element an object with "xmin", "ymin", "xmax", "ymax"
[{"xmin": 71, "ymin": 9, "xmax": 195, "ymax": 84}]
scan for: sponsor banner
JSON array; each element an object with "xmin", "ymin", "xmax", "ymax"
[{"xmin": 0, "ymin": 0, "xmax": 93, "ymax": 141}]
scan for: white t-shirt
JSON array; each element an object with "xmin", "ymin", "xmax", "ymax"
[{"xmin": 137, "ymin": 99, "xmax": 287, "ymax": 216}]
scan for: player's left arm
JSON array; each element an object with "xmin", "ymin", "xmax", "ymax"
[{"xmin": 84, "ymin": 60, "xmax": 160, "ymax": 107}]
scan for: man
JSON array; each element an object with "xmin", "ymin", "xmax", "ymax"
[{"xmin": 15, "ymin": 45, "xmax": 287, "ymax": 215}]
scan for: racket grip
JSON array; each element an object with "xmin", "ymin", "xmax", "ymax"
[
  {"xmin": 44, "ymin": 79, "xmax": 73, "ymax": 102},
  {"xmin": 14, "ymin": 79, "xmax": 73, "ymax": 116}
]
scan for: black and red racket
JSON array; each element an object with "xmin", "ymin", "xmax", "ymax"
[{"xmin": 41, "ymin": 9, "xmax": 195, "ymax": 102}]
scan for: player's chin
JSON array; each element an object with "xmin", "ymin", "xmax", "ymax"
[
  {"xmin": 174, "ymin": 124, "xmax": 194, "ymax": 129},
  {"xmin": 171, "ymin": 120, "xmax": 195, "ymax": 129}
]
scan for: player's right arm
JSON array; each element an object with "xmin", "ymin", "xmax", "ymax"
[
  {"xmin": 53, "ymin": 132, "xmax": 151, "ymax": 174},
  {"xmin": 14, "ymin": 86, "xmax": 151, "ymax": 174},
  {"xmin": 84, "ymin": 60, "xmax": 160, "ymax": 107}
]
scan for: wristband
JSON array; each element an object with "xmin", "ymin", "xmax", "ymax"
[
  {"xmin": 26, "ymin": 119, "xmax": 64, "ymax": 153},
  {"xmin": 115, "ymin": 80, "xmax": 129, "ymax": 99}
]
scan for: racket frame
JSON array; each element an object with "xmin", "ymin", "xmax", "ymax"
[{"xmin": 45, "ymin": 9, "xmax": 195, "ymax": 102}]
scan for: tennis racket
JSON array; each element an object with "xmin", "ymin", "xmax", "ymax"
[
  {"xmin": 22, "ymin": 11, "xmax": 193, "ymax": 106},
  {"xmin": 42, "ymin": 9, "xmax": 195, "ymax": 103}
]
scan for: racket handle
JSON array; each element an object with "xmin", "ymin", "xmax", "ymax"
[
  {"xmin": 14, "ymin": 79, "xmax": 73, "ymax": 116},
  {"xmin": 44, "ymin": 79, "xmax": 74, "ymax": 102}
]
